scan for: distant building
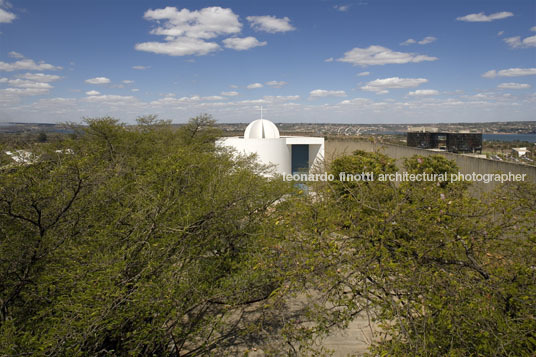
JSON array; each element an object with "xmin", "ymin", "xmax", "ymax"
[
  {"xmin": 512, "ymin": 147, "xmax": 529, "ymax": 157},
  {"xmin": 407, "ymin": 129, "xmax": 482, "ymax": 153},
  {"xmin": 4, "ymin": 150, "xmax": 39, "ymax": 164},
  {"xmin": 407, "ymin": 126, "xmax": 439, "ymax": 133},
  {"xmin": 217, "ymin": 118, "xmax": 324, "ymax": 176}
]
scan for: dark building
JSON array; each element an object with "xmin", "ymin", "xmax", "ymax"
[
  {"xmin": 407, "ymin": 131, "xmax": 482, "ymax": 153},
  {"xmin": 445, "ymin": 133, "xmax": 482, "ymax": 153}
]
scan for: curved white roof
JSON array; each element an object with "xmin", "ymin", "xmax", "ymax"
[{"xmin": 244, "ymin": 119, "xmax": 280, "ymax": 139}]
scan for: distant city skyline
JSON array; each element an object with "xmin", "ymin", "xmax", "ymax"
[{"xmin": 0, "ymin": 0, "xmax": 535, "ymax": 123}]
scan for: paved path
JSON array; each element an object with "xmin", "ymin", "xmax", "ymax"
[
  {"xmin": 244, "ymin": 296, "xmax": 379, "ymax": 356},
  {"xmin": 320, "ymin": 312, "xmax": 377, "ymax": 356}
]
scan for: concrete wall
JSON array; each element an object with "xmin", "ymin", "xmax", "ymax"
[
  {"xmin": 309, "ymin": 143, "xmax": 324, "ymax": 171},
  {"xmin": 326, "ymin": 139, "xmax": 536, "ymax": 189},
  {"xmin": 218, "ymin": 137, "xmax": 292, "ymax": 174},
  {"xmin": 217, "ymin": 136, "xmax": 325, "ymax": 176}
]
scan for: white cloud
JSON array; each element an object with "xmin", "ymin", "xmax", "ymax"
[
  {"xmin": 334, "ymin": 4, "xmax": 350, "ymax": 12},
  {"xmin": 132, "ymin": 65, "xmax": 150, "ymax": 70},
  {"xmin": 357, "ymin": 71, "xmax": 370, "ymax": 76},
  {"xmin": 136, "ymin": 38, "xmax": 220, "ymax": 56},
  {"xmin": 247, "ymin": 83, "xmax": 263, "ymax": 89},
  {"xmin": 408, "ymin": 89, "xmax": 439, "ymax": 96},
  {"xmin": 0, "ymin": 82, "xmax": 52, "ymax": 99},
  {"xmin": 402, "ymin": 36, "xmax": 436, "ymax": 46},
  {"xmin": 481, "ymin": 70, "xmax": 497, "ymax": 78},
  {"xmin": 471, "ymin": 93, "xmax": 488, "ymax": 99},
  {"xmin": 85, "ymin": 94, "xmax": 138, "ymax": 104},
  {"xmin": 361, "ymin": 77, "xmax": 428, "ymax": 93},
  {"xmin": 0, "ymin": 7, "xmax": 15, "ymax": 23},
  {"xmin": 30, "ymin": 97, "xmax": 76, "ymax": 107},
  {"xmin": 223, "ymin": 36, "xmax": 267, "ymax": 50},
  {"xmin": 0, "ymin": 70, "xmax": 57, "ymax": 97},
  {"xmin": 122, "ymin": 80, "xmax": 134, "ymax": 84},
  {"xmin": 505, "ymin": 37, "xmax": 520, "ymax": 47},
  {"xmin": 237, "ymin": 99, "xmax": 267, "ymax": 105},
  {"xmin": 136, "ymin": 6, "xmax": 242, "ymax": 56},
  {"xmin": 86, "ymin": 90, "xmax": 100, "ymax": 96},
  {"xmin": 456, "ymin": 11, "xmax": 513, "ymax": 22},
  {"xmin": 504, "ymin": 35, "xmax": 536, "ymax": 48},
  {"xmin": 219, "ymin": 95, "xmax": 300, "ymax": 106},
  {"xmin": 85, "ymin": 77, "xmax": 111, "ymax": 85},
  {"xmin": 4, "ymin": 88, "xmax": 534, "ymax": 124},
  {"xmin": 497, "ymin": 82, "xmax": 531, "ymax": 89},
  {"xmin": 482, "ymin": 68, "xmax": 536, "ymax": 78},
  {"xmin": 5, "ymin": 79, "xmax": 52, "ymax": 89},
  {"xmin": 8, "ymin": 51, "xmax": 24, "ymax": 59},
  {"xmin": 400, "ymin": 38, "xmax": 416, "ymax": 46},
  {"xmin": 0, "ymin": 59, "xmax": 62, "ymax": 72},
  {"xmin": 339, "ymin": 98, "xmax": 372, "ymax": 105},
  {"xmin": 418, "ymin": 36, "xmax": 437, "ymax": 45},
  {"xmin": 337, "ymin": 45, "xmax": 438, "ymax": 66},
  {"xmin": 532, "ymin": 26, "xmax": 536, "ymax": 32},
  {"xmin": 309, "ymin": 89, "xmax": 347, "ymax": 98},
  {"xmin": 497, "ymin": 31, "xmax": 504, "ymax": 36},
  {"xmin": 246, "ymin": 15, "xmax": 295, "ymax": 33},
  {"xmin": 149, "ymin": 95, "xmax": 223, "ymax": 106},
  {"xmin": 262, "ymin": 95, "xmax": 299, "ymax": 102},
  {"xmin": 221, "ymin": 91, "xmax": 239, "ymax": 96},
  {"xmin": 144, "ymin": 6, "xmax": 241, "ymax": 39},
  {"xmin": 131, "ymin": 88, "xmax": 140, "ymax": 92},
  {"xmin": 18, "ymin": 73, "xmax": 61, "ymax": 82},
  {"xmin": 1, "ymin": 87, "xmax": 49, "ymax": 96},
  {"xmin": 324, "ymin": 57, "xmax": 334, "ymax": 62},
  {"xmin": 265, "ymin": 80, "xmax": 287, "ymax": 88}
]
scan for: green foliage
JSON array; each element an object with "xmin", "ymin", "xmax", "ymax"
[
  {"xmin": 330, "ymin": 150, "xmax": 397, "ymax": 181},
  {"xmin": 404, "ymin": 154, "xmax": 458, "ymax": 176},
  {"xmin": 1, "ymin": 127, "xmax": 534, "ymax": 356},
  {"xmin": 404, "ymin": 154, "xmax": 461, "ymax": 189},
  {"xmin": 37, "ymin": 132, "xmax": 48, "ymax": 143},
  {"xmin": 281, "ymin": 153, "xmax": 536, "ymax": 356},
  {"xmin": 329, "ymin": 150, "xmax": 398, "ymax": 208},
  {"xmin": 0, "ymin": 116, "xmax": 296, "ymax": 355},
  {"xmin": 176, "ymin": 113, "xmax": 222, "ymax": 148}
]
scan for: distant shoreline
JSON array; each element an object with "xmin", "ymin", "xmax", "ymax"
[{"xmin": 2, "ymin": 122, "xmax": 536, "ymax": 141}]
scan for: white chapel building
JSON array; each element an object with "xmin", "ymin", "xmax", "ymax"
[{"xmin": 217, "ymin": 117, "xmax": 324, "ymax": 176}]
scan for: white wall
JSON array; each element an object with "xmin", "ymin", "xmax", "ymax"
[
  {"xmin": 286, "ymin": 137, "xmax": 325, "ymax": 172},
  {"xmin": 217, "ymin": 137, "xmax": 291, "ymax": 174},
  {"xmin": 218, "ymin": 136, "xmax": 325, "ymax": 176},
  {"xmin": 309, "ymin": 144, "xmax": 324, "ymax": 171}
]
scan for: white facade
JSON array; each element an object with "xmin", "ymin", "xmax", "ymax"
[
  {"xmin": 512, "ymin": 147, "xmax": 529, "ymax": 157},
  {"xmin": 4, "ymin": 150, "xmax": 38, "ymax": 164},
  {"xmin": 217, "ymin": 119, "xmax": 324, "ymax": 176}
]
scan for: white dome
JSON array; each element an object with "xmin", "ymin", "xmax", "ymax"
[{"xmin": 244, "ymin": 119, "xmax": 280, "ymax": 139}]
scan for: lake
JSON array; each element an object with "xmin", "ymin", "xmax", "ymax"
[
  {"xmin": 483, "ymin": 134, "xmax": 536, "ymax": 143},
  {"xmin": 378, "ymin": 132, "xmax": 536, "ymax": 143}
]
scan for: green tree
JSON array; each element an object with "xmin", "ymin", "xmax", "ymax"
[
  {"xmin": 0, "ymin": 116, "xmax": 302, "ymax": 355},
  {"xmin": 276, "ymin": 151, "xmax": 536, "ymax": 356},
  {"xmin": 37, "ymin": 132, "xmax": 48, "ymax": 143},
  {"xmin": 2, "ymin": 129, "xmax": 534, "ymax": 356}
]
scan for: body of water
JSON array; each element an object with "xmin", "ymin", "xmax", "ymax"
[
  {"xmin": 376, "ymin": 132, "xmax": 536, "ymax": 143},
  {"xmin": 483, "ymin": 134, "xmax": 536, "ymax": 143}
]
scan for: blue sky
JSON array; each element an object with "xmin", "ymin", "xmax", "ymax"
[{"xmin": 0, "ymin": 0, "xmax": 535, "ymax": 123}]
